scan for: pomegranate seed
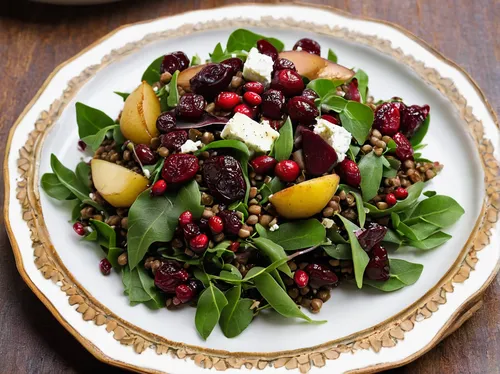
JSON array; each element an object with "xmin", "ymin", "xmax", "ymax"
[
  {"xmin": 233, "ymin": 103, "xmax": 254, "ymax": 118},
  {"xmin": 208, "ymin": 216, "xmax": 224, "ymax": 234},
  {"xmin": 189, "ymin": 233, "xmax": 209, "ymax": 253},
  {"xmin": 256, "ymin": 39, "xmax": 278, "ymax": 60},
  {"xmin": 385, "ymin": 193, "xmax": 397, "ymax": 206},
  {"xmin": 250, "ymin": 155, "xmax": 277, "ymax": 175},
  {"xmin": 215, "ymin": 91, "xmax": 240, "ymax": 111},
  {"xmin": 175, "ymin": 284, "xmax": 195, "ymax": 303},
  {"xmin": 271, "ymin": 69, "xmax": 304, "ymax": 97},
  {"xmin": 151, "ymin": 180, "xmax": 167, "ymax": 196},
  {"xmin": 321, "ymin": 114, "xmax": 340, "ymax": 125},
  {"xmin": 373, "ymin": 102, "xmax": 401, "ymax": 136},
  {"xmin": 294, "ymin": 269, "xmax": 309, "ymax": 288},
  {"xmin": 77, "ymin": 140, "xmax": 86, "ymax": 151},
  {"xmin": 243, "ymin": 91, "xmax": 262, "ymax": 106},
  {"xmin": 243, "ymin": 81, "xmax": 264, "ymax": 95},
  {"xmin": 337, "ymin": 159, "xmax": 361, "ymax": 187},
  {"xmin": 178, "ymin": 211, "xmax": 193, "ymax": 227},
  {"xmin": 229, "ymin": 241, "xmax": 240, "ymax": 252},
  {"xmin": 99, "ymin": 258, "xmax": 112, "ymax": 275},
  {"xmin": 293, "ymin": 38, "xmax": 321, "ymax": 55},
  {"xmin": 394, "ymin": 187, "xmax": 408, "ymax": 200},
  {"xmin": 275, "ymin": 160, "xmax": 300, "ymax": 182},
  {"xmin": 134, "ymin": 144, "xmax": 156, "ymax": 165},
  {"xmin": 73, "ymin": 222, "xmax": 86, "ymax": 236}
]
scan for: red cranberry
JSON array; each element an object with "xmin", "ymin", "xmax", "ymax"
[
  {"xmin": 386, "ymin": 193, "xmax": 397, "ymax": 206},
  {"xmin": 160, "ymin": 130, "xmax": 188, "ymax": 151},
  {"xmin": 221, "ymin": 57, "xmax": 244, "ymax": 75},
  {"xmin": 373, "ymin": 102, "xmax": 401, "ymax": 136},
  {"xmin": 400, "ymin": 104, "xmax": 430, "ymax": 138},
  {"xmin": 189, "ymin": 233, "xmax": 209, "ymax": 253},
  {"xmin": 73, "ymin": 222, "xmax": 86, "ymax": 236},
  {"xmin": 261, "ymin": 89, "xmax": 285, "ymax": 119},
  {"xmin": 243, "ymin": 91, "xmax": 262, "ymax": 106},
  {"xmin": 183, "ymin": 222, "xmax": 201, "ymax": 240},
  {"xmin": 134, "ymin": 144, "xmax": 156, "ymax": 165},
  {"xmin": 190, "ymin": 63, "xmax": 233, "ymax": 100},
  {"xmin": 337, "ymin": 159, "xmax": 361, "ymax": 187},
  {"xmin": 178, "ymin": 211, "xmax": 193, "ymax": 227},
  {"xmin": 250, "ymin": 155, "xmax": 277, "ymax": 175},
  {"xmin": 160, "ymin": 54, "xmax": 181, "ymax": 75},
  {"xmin": 177, "ymin": 93, "xmax": 206, "ymax": 119},
  {"xmin": 155, "ymin": 261, "xmax": 189, "ymax": 293},
  {"xmin": 293, "ymin": 38, "xmax": 321, "ymax": 55},
  {"xmin": 175, "ymin": 284, "xmax": 195, "ymax": 303},
  {"xmin": 208, "ymin": 216, "xmax": 224, "ymax": 234},
  {"xmin": 218, "ymin": 210, "xmax": 243, "ymax": 236},
  {"xmin": 305, "ymin": 264, "xmax": 338, "ymax": 288},
  {"xmin": 343, "ymin": 78, "xmax": 361, "ymax": 102},
  {"xmin": 229, "ymin": 241, "xmax": 240, "ymax": 252},
  {"xmin": 171, "ymin": 51, "xmax": 189, "ymax": 71},
  {"xmin": 356, "ymin": 222, "xmax": 388, "ymax": 252},
  {"xmin": 365, "ymin": 244, "xmax": 390, "ymax": 281},
  {"xmin": 99, "ymin": 258, "xmax": 112, "ymax": 275},
  {"xmin": 273, "ymin": 58, "xmax": 296, "ymax": 72},
  {"xmin": 244, "ymin": 81, "xmax": 264, "ymax": 95},
  {"xmin": 215, "ymin": 91, "xmax": 240, "ymax": 111},
  {"xmin": 294, "ymin": 269, "xmax": 309, "ymax": 288},
  {"xmin": 233, "ymin": 103, "xmax": 254, "ymax": 118},
  {"xmin": 77, "ymin": 140, "xmax": 86, "ymax": 151},
  {"xmin": 393, "ymin": 132, "xmax": 414, "ymax": 161},
  {"xmin": 256, "ymin": 39, "xmax": 278, "ymax": 60},
  {"xmin": 162, "ymin": 154, "xmax": 199, "ymax": 184},
  {"xmin": 156, "ymin": 112, "xmax": 176, "ymax": 134},
  {"xmin": 202, "ymin": 155, "xmax": 246, "ymax": 203},
  {"xmin": 275, "ymin": 160, "xmax": 300, "ymax": 182},
  {"xmin": 394, "ymin": 187, "xmax": 408, "ymax": 200},
  {"xmin": 301, "ymin": 88, "xmax": 319, "ymax": 102},
  {"xmin": 287, "ymin": 96, "xmax": 319, "ymax": 124},
  {"xmin": 271, "ymin": 69, "xmax": 304, "ymax": 97},
  {"xmin": 321, "ymin": 114, "xmax": 340, "ymax": 125},
  {"xmin": 151, "ymin": 180, "xmax": 167, "ymax": 196}
]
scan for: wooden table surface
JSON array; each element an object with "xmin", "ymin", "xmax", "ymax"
[{"xmin": 1, "ymin": 1, "xmax": 498, "ymax": 373}]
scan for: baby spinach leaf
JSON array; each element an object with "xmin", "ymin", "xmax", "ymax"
[
  {"xmin": 190, "ymin": 54, "xmax": 202, "ymax": 66},
  {"xmin": 259, "ymin": 176, "xmax": 284, "ymax": 204},
  {"xmin": 336, "ymin": 215, "xmax": 369, "ymax": 288},
  {"xmin": 219, "ymin": 285, "xmax": 254, "ymax": 338},
  {"xmin": 70, "ymin": 201, "xmax": 83, "ymax": 223},
  {"xmin": 404, "ymin": 195, "xmax": 464, "ymax": 227},
  {"xmin": 339, "ymin": 185, "xmax": 366, "ymax": 228},
  {"xmin": 410, "ymin": 114, "xmax": 430, "ymax": 147},
  {"xmin": 89, "ymin": 219, "xmax": 116, "ymax": 249},
  {"xmin": 125, "ymin": 264, "xmax": 164, "ymax": 307},
  {"xmin": 271, "ymin": 117, "xmax": 293, "ymax": 161},
  {"xmin": 141, "ymin": 55, "xmax": 163, "ymax": 85},
  {"xmin": 81, "ymin": 125, "xmax": 116, "ymax": 152},
  {"xmin": 405, "ymin": 220, "xmax": 440, "ymax": 241},
  {"xmin": 41, "ymin": 173, "xmax": 75, "ymax": 200},
  {"xmin": 321, "ymin": 94, "xmax": 348, "ymax": 112},
  {"xmin": 114, "ymin": 91, "xmax": 130, "ymax": 101},
  {"xmin": 75, "ymin": 162, "xmax": 91, "ymax": 189},
  {"xmin": 226, "ymin": 29, "xmax": 284, "ymax": 53},
  {"xmin": 423, "ymin": 190, "xmax": 437, "ymax": 198},
  {"xmin": 353, "ymin": 69, "xmax": 369, "ymax": 103},
  {"xmin": 326, "ymin": 227, "xmax": 349, "ymax": 244},
  {"xmin": 382, "ymin": 228, "xmax": 403, "ymax": 247},
  {"xmin": 127, "ymin": 180, "xmax": 204, "ymax": 269},
  {"xmin": 167, "ymin": 70, "xmax": 180, "ymax": 109},
  {"xmin": 364, "ymin": 181, "xmax": 424, "ymax": 217},
  {"xmin": 327, "ymin": 48, "xmax": 338, "ymax": 63},
  {"xmin": 358, "ymin": 151, "xmax": 384, "ymax": 201},
  {"xmin": 113, "ymin": 126, "xmax": 126, "ymax": 145},
  {"xmin": 209, "ymin": 42, "xmax": 225, "ymax": 61},
  {"xmin": 195, "ymin": 282, "xmax": 228, "ymax": 340},
  {"xmin": 222, "ymin": 263, "xmax": 243, "ymax": 280},
  {"xmin": 107, "ymin": 247, "xmax": 123, "ymax": 269},
  {"xmin": 306, "ymin": 79, "xmax": 338, "ymax": 100},
  {"xmin": 75, "ymin": 102, "xmax": 115, "ymax": 139},
  {"xmin": 251, "ymin": 237, "xmax": 292, "ymax": 277},
  {"xmin": 364, "ymin": 259, "xmax": 423, "ymax": 292},
  {"xmin": 323, "ymin": 244, "xmax": 352, "ymax": 260},
  {"xmin": 339, "ymin": 101, "xmax": 374, "ymax": 145},
  {"xmin": 405, "ymin": 231, "xmax": 452, "ymax": 250},
  {"xmin": 257, "ymin": 219, "xmax": 326, "ymax": 251}
]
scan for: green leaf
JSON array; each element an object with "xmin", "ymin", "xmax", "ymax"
[
  {"xmin": 406, "ymin": 220, "xmax": 440, "ymax": 241},
  {"xmin": 209, "ymin": 42, "xmax": 225, "ymax": 61},
  {"xmin": 89, "ymin": 219, "xmax": 116, "ymax": 249},
  {"xmin": 143, "ymin": 157, "xmax": 164, "ymax": 182},
  {"xmin": 41, "ymin": 173, "xmax": 75, "ymax": 200},
  {"xmin": 306, "ymin": 79, "xmax": 338, "ymax": 100},
  {"xmin": 141, "ymin": 56, "xmax": 163, "ymax": 85},
  {"xmin": 339, "ymin": 101, "xmax": 374, "ymax": 145},
  {"xmin": 190, "ymin": 54, "xmax": 202, "ymax": 66},
  {"xmin": 326, "ymin": 227, "xmax": 349, "ymax": 244},
  {"xmin": 336, "ymin": 215, "xmax": 369, "ymax": 288},
  {"xmin": 406, "ymin": 231, "xmax": 452, "ymax": 250},
  {"xmin": 114, "ymin": 91, "xmax": 130, "ymax": 101},
  {"xmin": 219, "ymin": 286, "xmax": 254, "ymax": 338},
  {"xmin": 75, "ymin": 102, "xmax": 115, "ymax": 139},
  {"xmin": 112, "ymin": 126, "xmax": 126, "ymax": 145},
  {"xmin": 107, "ymin": 247, "xmax": 123, "ymax": 269},
  {"xmin": 327, "ymin": 48, "xmax": 338, "ymax": 63},
  {"xmin": 410, "ymin": 114, "xmax": 430, "ymax": 147},
  {"xmin": 364, "ymin": 182, "xmax": 424, "ymax": 217},
  {"xmin": 259, "ymin": 176, "xmax": 284, "ymax": 204},
  {"xmin": 364, "ymin": 259, "xmax": 423, "ymax": 292},
  {"xmin": 257, "ymin": 219, "xmax": 326, "ymax": 251},
  {"xmin": 195, "ymin": 283, "xmax": 228, "ymax": 340},
  {"xmin": 75, "ymin": 162, "xmax": 91, "ymax": 189},
  {"xmin": 320, "ymin": 93, "xmax": 348, "ymax": 113},
  {"xmin": 125, "ymin": 264, "xmax": 164, "ymax": 307},
  {"xmin": 358, "ymin": 151, "xmax": 384, "ymax": 201},
  {"xmin": 221, "ymin": 264, "xmax": 243, "ymax": 280},
  {"xmin": 339, "ymin": 185, "xmax": 366, "ymax": 228},
  {"xmin": 353, "ymin": 69, "xmax": 369, "ymax": 103},
  {"xmin": 226, "ymin": 29, "xmax": 284, "ymax": 53},
  {"xmin": 127, "ymin": 180, "xmax": 204, "ymax": 269},
  {"xmin": 167, "ymin": 70, "xmax": 179, "ymax": 108},
  {"xmin": 404, "ymin": 195, "xmax": 465, "ymax": 227},
  {"xmin": 382, "ymin": 228, "xmax": 403, "ymax": 247},
  {"xmin": 423, "ymin": 190, "xmax": 437, "ymax": 197},
  {"xmin": 323, "ymin": 244, "xmax": 352, "ymax": 259},
  {"xmin": 271, "ymin": 117, "xmax": 293, "ymax": 161},
  {"xmin": 70, "ymin": 201, "xmax": 82, "ymax": 223},
  {"xmin": 81, "ymin": 125, "xmax": 116, "ymax": 152},
  {"xmin": 251, "ymin": 237, "xmax": 292, "ymax": 277}
]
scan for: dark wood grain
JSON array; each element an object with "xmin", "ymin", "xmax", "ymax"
[{"xmin": 0, "ymin": 1, "xmax": 498, "ymax": 373}]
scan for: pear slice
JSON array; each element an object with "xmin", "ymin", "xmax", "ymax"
[{"xmin": 177, "ymin": 64, "xmax": 207, "ymax": 92}]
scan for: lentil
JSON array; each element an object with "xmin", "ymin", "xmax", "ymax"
[{"xmin": 117, "ymin": 253, "xmax": 128, "ymax": 266}]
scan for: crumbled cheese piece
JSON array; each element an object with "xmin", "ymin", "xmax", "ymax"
[
  {"xmin": 89, "ymin": 193, "xmax": 95, "ymax": 200},
  {"xmin": 221, "ymin": 112, "xmax": 279, "ymax": 153},
  {"xmin": 180, "ymin": 139, "xmax": 202, "ymax": 154},
  {"xmin": 143, "ymin": 169, "xmax": 151, "ymax": 179},
  {"xmin": 321, "ymin": 218, "xmax": 334, "ymax": 229},
  {"xmin": 242, "ymin": 47, "xmax": 274, "ymax": 85},
  {"xmin": 269, "ymin": 224, "xmax": 280, "ymax": 232},
  {"xmin": 296, "ymin": 46, "xmax": 303, "ymax": 51},
  {"xmin": 313, "ymin": 118, "xmax": 352, "ymax": 162}
]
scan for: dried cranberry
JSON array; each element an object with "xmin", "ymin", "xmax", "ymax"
[
  {"xmin": 73, "ymin": 222, "xmax": 85, "ymax": 236},
  {"xmin": 177, "ymin": 93, "xmax": 206, "ymax": 119},
  {"xmin": 175, "ymin": 283, "xmax": 195, "ymax": 303},
  {"xmin": 134, "ymin": 144, "xmax": 156, "ymax": 165},
  {"xmin": 162, "ymin": 154, "xmax": 199, "ymax": 184},
  {"xmin": 394, "ymin": 187, "xmax": 408, "ymax": 200},
  {"xmin": 243, "ymin": 91, "xmax": 262, "ymax": 106},
  {"xmin": 271, "ymin": 69, "xmax": 304, "ymax": 97},
  {"xmin": 287, "ymin": 96, "xmax": 319, "ymax": 124},
  {"xmin": 202, "ymin": 155, "xmax": 246, "ymax": 203},
  {"xmin": 208, "ymin": 216, "xmax": 224, "ymax": 234},
  {"xmin": 171, "ymin": 51, "xmax": 189, "ymax": 71},
  {"xmin": 160, "ymin": 54, "xmax": 181, "ymax": 75},
  {"xmin": 99, "ymin": 258, "xmax": 112, "ymax": 275},
  {"xmin": 393, "ymin": 132, "xmax": 414, "ymax": 161},
  {"xmin": 215, "ymin": 91, "xmax": 240, "ymax": 111},
  {"xmin": 190, "ymin": 63, "xmax": 233, "ymax": 100},
  {"xmin": 221, "ymin": 57, "xmax": 244, "ymax": 75},
  {"xmin": 386, "ymin": 193, "xmax": 397, "ymax": 206},
  {"xmin": 301, "ymin": 129, "xmax": 337, "ymax": 176},
  {"xmin": 178, "ymin": 210, "xmax": 193, "ymax": 227},
  {"xmin": 400, "ymin": 104, "xmax": 430, "ymax": 138},
  {"xmin": 233, "ymin": 103, "xmax": 254, "ymax": 118},
  {"xmin": 250, "ymin": 155, "xmax": 277, "ymax": 175},
  {"xmin": 373, "ymin": 102, "xmax": 401, "ymax": 136},
  {"xmin": 155, "ymin": 261, "xmax": 189, "ymax": 293},
  {"xmin": 160, "ymin": 130, "xmax": 188, "ymax": 151},
  {"xmin": 256, "ymin": 39, "xmax": 278, "ymax": 61},
  {"xmin": 344, "ymin": 78, "xmax": 361, "ymax": 102},
  {"xmin": 356, "ymin": 222, "xmax": 387, "ymax": 251},
  {"xmin": 156, "ymin": 112, "xmax": 176, "ymax": 134},
  {"xmin": 321, "ymin": 114, "xmax": 340, "ymax": 125},
  {"xmin": 244, "ymin": 81, "xmax": 264, "ymax": 95},
  {"xmin": 274, "ymin": 160, "xmax": 300, "ymax": 182},
  {"xmin": 261, "ymin": 89, "xmax": 285, "ymax": 119},
  {"xmin": 273, "ymin": 58, "xmax": 296, "ymax": 73},
  {"xmin": 365, "ymin": 244, "xmax": 390, "ymax": 281},
  {"xmin": 151, "ymin": 179, "xmax": 167, "ymax": 196},
  {"xmin": 293, "ymin": 38, "xmax": 321, "ymax": 55},
  {"xmin": 218, "ymin": 210, "xmax": 243, "ymax": 236},
  {"xmin": 301, "ymin": 88, "xmax": 319, "ymax": 102},
  {"xmin": 337, "ymin": 159, "xmax": 361, "ymax": 187},
  {"xmin": 294, "ymin": 269, "xmax": 309, "ymax": 288},
  {"xmin": 77, "ymin": 140, "xmax": 86, "ymax": 151},
  {"xmin": 189, "ymin": 233, "xmax": 209, "ymax": 253},
  {"xmin": 305, "ymin": 264, "xmax": 338, "ymax": 288},
  {"xmin": 183, "ymin": 222, "xmax": 201, "ymax": 240},
  {"xmin": 187, "ymin": 279, "xmax": 202, "ymax": 295}
]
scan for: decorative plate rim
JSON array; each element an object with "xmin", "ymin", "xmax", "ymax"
[{"xmin": 4, "ymin": 3, "xmax": 500, "ymax": 374}]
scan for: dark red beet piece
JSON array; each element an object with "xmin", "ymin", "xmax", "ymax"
[
  {"xmin": 355, "ymin": 222, "xmax": 388, "ymax": 251},
  {"xmin": 301, "ymin": 129, "xmax": 338, "ymax": 175},
  {"xmin": 400, "ymin": 104, "xmax": 430, "ymax": 138},
  {"xmin": 256, "ymin": 39, "xmax": 278, "ymax": 61},
  {"xmin": 305, "ymin": 264, "xmax": 338, "ymax": 288},
  {"xmin": 373, "ymin": 102, "xmax": 401, "ymax": 136},
  {"xmin": 202, "ymin": 155, "xmax": 246, "ymax": 203},
  {"xmin": 162, "ymin": 154, "xmax": 199, "ymax": 184},
  {"xmin": 155, "ymin": 261, "xmax": 189, "ymax": 293},
  {"xmin": 190, "ymin": 63, "xmax": 234, "ymax": 100},
  {"xmin": 344, "ymin": 78, "xmax": 361, "ymax": 102},
  {"xmin": 293, "ymin": 38, "xmax": 321, "ymax": 55},
  {"xmin": 393, "ymin": 132, "xmax": 414, "ymax": 161},
  {"xmin": 287, "ymin": 96, "xmax": 319, "ymax": 124},
  {"xmin": 160, "ymin": 130, "xmax": 188, "ymax": 151},
  {"xmin": 365, "ymin": 244, "xmax": 390, "ymax": 281}
]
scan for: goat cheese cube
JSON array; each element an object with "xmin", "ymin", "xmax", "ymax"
[
  {"xmin": 180, "ymin": 139, "xmax": 202, "ymax": 154},
  {"xmin": 242, "ymin": 47, "xmax": 274, "ymax": 85},
  {"xmin": 221, "ymin": 112, "xmax": 280, "ymax": 153},
  {"xmin": 313, "ymin": 118, "xmax": 352, "ymax": 162}
]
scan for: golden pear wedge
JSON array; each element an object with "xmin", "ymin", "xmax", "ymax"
[{"xmin": 177, "ymin": 64, "xmax": 207, "ymax": 92}]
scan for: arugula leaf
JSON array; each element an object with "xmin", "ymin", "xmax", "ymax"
[
  {"xmin": 75, "ymin": 102, "xmax": 115, "ymax": 139},
  {"xmin": 364, "ymin": 181, "xmax": 424, "ymax": 217},
  {"xmin": 167, "ymin": 70, "xmax": 179, "ymax": 109},
  {"xmin": 41, "ymin": 173, "xmax": 75, "ymax": 200},
  {"xmin": 358, "ymin": 151, "xmax": 384, "ymax": 201},
  {"xmin": 219, "ymin": 285, "xmax": 254, "ymax": 338},
  {"xmin": 251, "ymin": 237, "xmax": 292, "ymax": 277},
  {"xmin": 339, "ymin": 101, "xmax": 374, "ymax": 145},
  {"xmin": 327, "ymin": 48, "xmax": 338, "ymax": 63},
  {"xmin": 209, "ymin": 42, "xmax": 225, "ymax": 61},
  {"xmin": 141, "ymin": 55, "xmax": 163, "ymax": 85},
  {"xmin": 410, "ymin": 114, "xmax": 430, "ymax": 147},
  {"xmin": 353, "ymin": 69, "xmax": 369, "ymax": 103},
  {"xmin": 114, "ymin": 91, "xmax": 130, "ymax": 101},
  {"xmin": 339, "ymin": 185, "xmax": 366, "ymax": 228},
  {"xmin": 81, "ymin": 125, "xmax": 116, "ymax": 152},
  {"xmin": 195, "ymin": 282, "xmax": 228, "ymax": 340},
  {"xmin": 271, "ymin": 117, "xmax": 293, "ymax": 161},
  {"xmin": 404, "ymin": 195, "xmax": 464, "ymax": 227},
  {"xmin": 257, "ymin": 219, "xmax": 326, "ymax": 251},
  {"xmin": 226, "ymin": 29, "xmax": 284, "ymax": 53},
  {"xmin": 323, "ymin": 244, "xmax": 352, "ymax": 259},
  {"xmin": 190, "ymin": 54, "xmax": 202, "ymax": 66},
  {"xmin": 259, "ymin": 176, "xmax": 284, "ymax": 204},
  {"xmin": 364, "ymin": 259, "xmax": 423, "ymax": 292}
]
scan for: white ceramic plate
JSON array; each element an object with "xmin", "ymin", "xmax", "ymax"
[{"xmin": 4, "ymin": 4, "xmax": 499, "ymax": 373}]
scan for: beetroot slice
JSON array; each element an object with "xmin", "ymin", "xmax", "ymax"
[{"xmin": 301, "ymin": 129, "xmax": 338, "ymax": 176}]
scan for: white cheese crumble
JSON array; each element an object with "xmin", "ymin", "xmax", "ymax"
[
  {"xmin": 221, "ymin": 112, "xmax": 279, "ymax": 153},
  {"xmin": 269, "ymin": 223, "xmax": 280, "ymax": 232},
  {"xmin": 242, "ymin": 47, "xmax": 274, "ymax": 86},
  {"xmin": 180, "ymin": 139, "xmax": 202, "ymax": 154},
  {"xmin": 88, "ymin": 193, "xmax": 95, "ymax": 200},
  {"xmin": 313, "ymin": 118, "xmax": 352, "ymax": 162},
  {"xmin": 321, "ymin": 218, "xmax": 335, "ymax": 229}
]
